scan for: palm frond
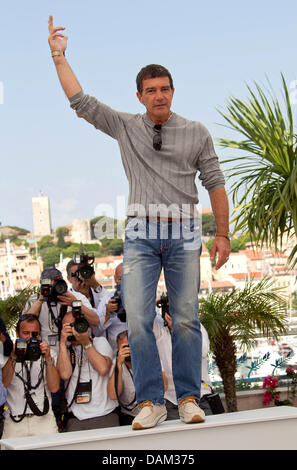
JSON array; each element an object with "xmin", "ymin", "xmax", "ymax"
[{"xmin": 217, "ymin": 75, "xmax": 297, "ymax": 265}]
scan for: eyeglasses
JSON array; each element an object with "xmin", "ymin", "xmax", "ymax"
[{"xmin": 153, "ymin": 124, "xmax": 162, "ymax": 151}]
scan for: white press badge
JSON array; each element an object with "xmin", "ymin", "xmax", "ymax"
[{"xmin": 48, "ymin": 334, "xmax": 59, "ymax": 347}]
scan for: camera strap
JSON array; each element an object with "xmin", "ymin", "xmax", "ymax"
[
  {"xmin": 47, "ymin": 302, "xmax": 67, "ymax": 338},
  {"xmin": 89, "ymin": 288, "xmax": 95, "ymax": 308},
  {"xmin": 114, "ymin": 359, "xmax": 136, "ymax": 412},
  {"xmin": 11, "ymin": 358, "xmax": 49, "ymax": 422},
  {"xmin": 66, "ymin": 346, "xmax": 84, "ymax": 409}
]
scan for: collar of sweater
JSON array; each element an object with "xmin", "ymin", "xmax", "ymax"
[{"xmin": 143, "ymin": 111, "xmax": 176, "ymax": 128}]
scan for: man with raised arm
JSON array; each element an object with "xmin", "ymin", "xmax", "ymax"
[{"xmin": 48, "ymin": 15, "xmax": 230, "ymax": 430}]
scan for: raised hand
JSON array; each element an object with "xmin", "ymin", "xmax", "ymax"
[{"xmin": 48, "ymin": 14, "xmax": 68, "ymax": 53}]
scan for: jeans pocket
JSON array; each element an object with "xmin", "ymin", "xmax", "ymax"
[{"xmin": 182, "ymin": 220, "xmax": 201, "ymax": 251}]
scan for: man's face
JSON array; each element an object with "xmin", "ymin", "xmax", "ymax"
[
  {"xmin": 18, "ymin": 320, "xmax": 40, "ymax": 341},
  {"xmin": 68, "ymin": 264, "xmax": 81, "ymax": 291},
  {"xmin": 136, "ymin": 76, "xmax": 174, "ymax": 124},
  {"xmin": 114, "ymin": 264, "xmax": 122, "ymax": 285},
  {"xmin": 62, "ymin": 312, "xmax": 78, "ymax": 345}
]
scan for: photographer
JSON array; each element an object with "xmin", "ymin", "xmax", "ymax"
[
  {"xmin": 24, "ymin": 267, "xmax": 99, "ymax": 355},
  {"xmin": 108, "ymin": 327, "xmax": 168, "ymax": 425},
  {"xmin": 94, "ymin": 263, "xmax": 128, "ymax": 348},
  {"xmin": 1, "ymin": 315, "xmax": 59, "ymax": 440},
  {"xmin": 0, "ymin": 318, "xmax": 13, "ymax": 438},
  {"xmin": 66, "ymin": 257, "xmax": 108, "ymax": 310},
  {"xmin": 57, "ymin": 310, "xmax": 119, "ymax": 431}
]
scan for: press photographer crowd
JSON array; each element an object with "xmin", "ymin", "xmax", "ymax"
[{"xmin": 0, "ymin": 254, "xmax": 224, "ymax": 442}]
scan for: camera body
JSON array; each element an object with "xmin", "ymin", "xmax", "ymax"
[
  {"xmin": 41, "ymin": 276, "xmax": 68, "ymax": 304},
  {"xmin": 123, "ymin": 344, "xmax": 131, "ymax": 363},
  {"xmin": 73, "ymin": 253, "xmax": 95, "ymax": 280},
  {"xmin": 156, "ymin": 292, "xmax": 170, "ymax": 326},
  {"xmin": 15, "ymin": 332, "xmax": 41, "ymax": 362},
  {"xmin": 113, "ymin": 283, "xmax": 127, "ymax": 323},
  {"xmin": 70, "ymin": 300, "xmax": 89, "ymax": 334}
]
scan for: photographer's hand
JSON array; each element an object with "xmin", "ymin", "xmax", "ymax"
[
  {"xmin": 57, "ymin": 290, "xmax": 77, "ymax": 306},
  {"xmin": 106, "ymin": 298, "xmax": 119, "ymax": 314},
  {"xmin": 72, "ymin": 328, "xmax": 91, "ymax": 347},
  {"xmin": 117, "ymin": 345, "xmax": 131, "ymax": 367},
  {"xmin": 2, "ymin": 345, "xmax": 17, "ymax": 388},
  {"xmin": 164, "ymin": 313, "xmax": 173, "ymax": 332},
  {"xmin": 40, "ymin": 341, "xmax": 60, "ymax": 393},
  {"xmin": 40, "ymin": 341, "xmax": 51, "ymax": 361},
  {"xmin": 57, "ymin": 324, "xmax": 73, "ymax": 381},
  {"xmin": 60, "ymin": 322, "xmax": 72, "ymax": 346},
  {"xmin": 74, "ymin": 333, "xmax": 112, "ymax": 376},
  {"xmin": 75, "ymin": 281, "xmax": 89, "ymax": 298},
  {"xmin": 83, "ymin": 275, "xmax": 100, "ymax": 290}
]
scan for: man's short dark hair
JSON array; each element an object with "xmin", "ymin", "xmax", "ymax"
[
  {"xmin": 136, "ymin": 64, "xmax": 174, "ymax": 94},
  {"xmin": 16, "ymin": 314, "xmax": 41, "ymax": 335}
]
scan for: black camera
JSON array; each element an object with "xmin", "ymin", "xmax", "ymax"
[
  {"xmin": 70, "ymin": 300, "xmax": 89, "ymax": 333},
  {"xmin": 123, "ymin": 344, "xmax": 131, "ymax": 363},
  {"xmin": 113, "ymin": 283, "xmax": 127, "ymax": 323},
  {"xmin": 156, "ymin": 292, "xmax": 170, "ymax": 326},
  {"xmin": 41, "ymin": 276, "xmax": 68, "ymax": 304},
  {"xmin": 15, "ymin": 332, "xmax": 41, "ymax": 362},
  {"xmin": 73, "ymin": 253, "xmax": 95, "ymax": 280}
]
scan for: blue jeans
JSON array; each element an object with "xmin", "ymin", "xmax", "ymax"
[{"xmin": 122, "ymin": 217, "xmax": 202, "ymax": 406}]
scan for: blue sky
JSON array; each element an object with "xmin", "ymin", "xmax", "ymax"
[{"xmin": 1, "ymin": 0, "xmax": 297, "ymax": 231}]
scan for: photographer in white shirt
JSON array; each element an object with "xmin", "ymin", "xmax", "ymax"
[
  {"xmin": 1, "ymin": 314, "xmax": 60, "ymax": 441},
  {"xmin": 57, "ymin": 311, "xmax": 119, "ymax": 431}
]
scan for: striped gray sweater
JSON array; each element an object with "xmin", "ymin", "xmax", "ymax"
[{"xmin": 69, "ymin": 91, "xmax": 225, "ymax": 219}]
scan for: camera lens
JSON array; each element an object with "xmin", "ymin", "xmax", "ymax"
[
  {"xmin": 78, "ymin": 265, "xmax": 94, "ymax": 279},
  {"xmin": 74, "ymin": 317, "xmax": 89, "ymax": 333},
  {"xmin": 54, "ymin": 279, "xmax": 68, "ymax": 295}
]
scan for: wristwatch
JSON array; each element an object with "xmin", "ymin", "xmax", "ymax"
[
  {"xmin": 45, "ymin": 358, "xmax": 54, "ymax": 366},
  {"xmin": 83, "ymin": 343, "xmax": 92, "ymax": 351}
]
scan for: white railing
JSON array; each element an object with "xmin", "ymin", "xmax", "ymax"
[{"xmin": 1, "ymin": 406, "xmax": 297, "ymax": 450}]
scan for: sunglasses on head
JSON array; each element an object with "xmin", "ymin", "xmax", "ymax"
[{"xmin": 153, "ymin": 124, "xmax": 162, "ymax": 151}]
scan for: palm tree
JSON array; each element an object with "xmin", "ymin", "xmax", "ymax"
[
  {"xmin": 0, "ymin": 286, "xmax": 38, "ymax": 331},
  {"xmin": 217, "ymin": 75, "xmax": 297, "ymax": 266},
  {"xmin": 199, "ymin": 278, "xmax": 287, "ymax": 412}
]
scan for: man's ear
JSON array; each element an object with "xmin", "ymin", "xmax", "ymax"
[{"xmin": 136, "ymin": 91, "xmax": 144, "ymax": 105}]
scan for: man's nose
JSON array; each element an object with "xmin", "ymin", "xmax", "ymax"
[{"xmin": 155, "ymin": 89, "xmax": 165, "ymax": 100}]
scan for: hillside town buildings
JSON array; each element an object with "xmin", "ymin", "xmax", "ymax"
[{"xmin": 1, "ymin": 198, "xmax": 296, "ymax": 301}]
